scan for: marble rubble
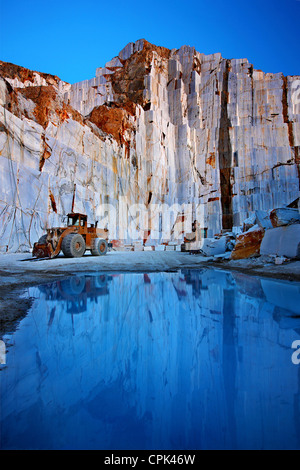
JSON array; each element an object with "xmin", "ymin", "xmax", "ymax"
[
  {"xmin": 0, "ymin": 39, "xmax": 299, "ymax": 253},
  {"xmin": 229, "ymin": 205, "xmax": 300, "ymax": 260}
]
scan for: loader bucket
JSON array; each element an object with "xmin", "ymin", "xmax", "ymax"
[{"xmin": 32, "ymin": 242, "xmax": 52, "ymax": 259}]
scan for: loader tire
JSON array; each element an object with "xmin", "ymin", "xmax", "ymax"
[
  {"xmin": 60, "ymin": 276, "xmax": 85, "ymax": 295},
  {"xmin": 91, "ymin": 238, "xmax": 108, "ymax": 256},
  {"xmin": 95, "ymin": 274, "xmax": 108, "ymax": 288},
  {"xmin": 62, "ymin": 233, "xmax": 86, "ymax": 258}
]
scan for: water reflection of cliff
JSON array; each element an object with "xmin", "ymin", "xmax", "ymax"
[
  {"xmin": 1, "ymin": 269, "xmax": 300, "ymax": 450},
  {"xmin": 183, "ymin": 269, "xmax": 300, "ymax": 326}
]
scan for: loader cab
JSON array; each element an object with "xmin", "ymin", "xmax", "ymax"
[{"xmin": 67, "ymin": 213, "xmax": 87, "ymax": 228}]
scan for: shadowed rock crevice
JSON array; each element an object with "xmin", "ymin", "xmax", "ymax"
[
  {"xmin": 282, "ymin": 75, "xmax": 300, "ymax": 188},
  {"xmin": 248, "ymin": 65, "xmax": 254, "ymax": 125},
  {"xmin": 218, "ymin": 59, "xmax": 234, "ymax": 230}
]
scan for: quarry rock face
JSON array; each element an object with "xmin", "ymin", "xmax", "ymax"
[{"xmin": 0, "ymin": 39, "xmax": 299, "ymax": 252}]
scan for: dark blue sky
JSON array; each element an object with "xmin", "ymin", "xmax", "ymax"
[{"xmin": 0, "ymin": 0, "xmax": 299, "ymax": 84}]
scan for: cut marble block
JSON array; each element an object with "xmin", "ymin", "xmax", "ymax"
[
  {"xmin": 155, "ymin": 245, "xmax": 166, "ymax": 251},
  {"xmin": 260, "ymin": 225, "xmax": 300, "ymax": 258},
  {"xmin": 184, "ymin": 241, "xmax": 202, "ymax": 251},
  {"xmin": 134, "ymin": 245, "xmax": 144, "ymax": 251},
  {"xmin": 201, "ymin": 237, "xmax": 227, "ymax": 257},
  {"xmin": 270, "ymin": 208, "xmax": 300, "ymax": 228},
  {"xmin": 255, "ymin": 210, "xmax": 273, "ymax": 230}
]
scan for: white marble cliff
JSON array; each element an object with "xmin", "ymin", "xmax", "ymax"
[{"xmin": 0, "ymin": 39, "xmax": 299, "ymax": 252}]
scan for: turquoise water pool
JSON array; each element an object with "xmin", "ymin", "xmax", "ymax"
[{"xmin": 1, "ymin": 268, "xmax": 300, "ymax": 450}]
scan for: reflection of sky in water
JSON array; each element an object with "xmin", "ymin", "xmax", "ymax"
[{"xmin": 1, "ymin": 269, "xmax": 300, "ymax": 450}]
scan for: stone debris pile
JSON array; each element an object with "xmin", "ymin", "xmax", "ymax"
[{"xmin": 208, "ymin": 203, "xmax": 300, "ymax": 263}]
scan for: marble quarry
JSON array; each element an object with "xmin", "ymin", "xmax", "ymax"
[{"xmin": 0, "ymin": 39, "xmax": 299, "ymax": 253}]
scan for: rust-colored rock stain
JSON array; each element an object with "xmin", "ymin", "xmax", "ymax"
[
  {"xmin": 231, "ymin": 228, "xmax": 265, "ymax": 260},
  {"xmin": 206, "ymin": 152, "xmax": 216, "ymax": 168},
  {"xmin": 87, "ymin": 105, "xmax": 134, "ymax": 151},
  {"xmin": 15, "ymin": 85, "xmax": 84, "ymax": 129},
  {"xmin": 106, "ymin": 40, "xmax": 171, "ymax": 110},
  {"xmin": 49, "ymin": 190, "xmax": 57, "ymax": 213}
]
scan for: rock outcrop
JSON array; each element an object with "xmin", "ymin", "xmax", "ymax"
[{"xmin": 0, "ymin": 39, "xmax": 299, "ymax": 252}]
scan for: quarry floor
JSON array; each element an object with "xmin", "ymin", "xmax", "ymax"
[{"xmin": 1, "ymin": 251, "xmax": 300, "ymax": 337}]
